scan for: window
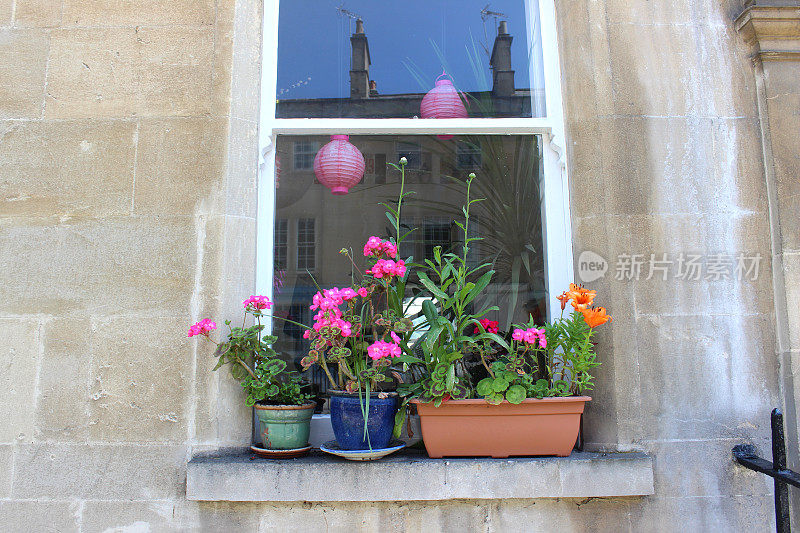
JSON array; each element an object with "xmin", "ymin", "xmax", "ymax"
[
  {"xmin": 257, "ymin": 0, "xmax": 572, "ymax": 340},
  {"xmin": 274, "ymin": 1, "xmax": 547, "ymax": 119},
  {"xmin": 457, "ymin": 141, "xmax": 483, "ymax": 169},
  {"xmin": 293, "ymin": 140, "xmax": 317, "ymax": 170},
  {"xmin": 396, "ymin": 142, "xmax": 421, "ymax": 170},
  {"xmin": 274, "ymin": 218, "xmax": 288, "ymax": 270},
  {"xmin": 297, "ymin": 218, "xmax": 316, "ymax": 271},
  {"xmin": 399, "ymin": 216, "xmax": 452, "ymax": 263}
]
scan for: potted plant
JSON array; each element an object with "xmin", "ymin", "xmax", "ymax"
[
  {"xmin": 299, "ymin": 158, "xmax": 416, "ymax": 452},
  {"xmin": 399, "ymin": 174, "xmax": 612, "ymax": 457},
  {"xmin": 188, "ymin": 295, "xmax": 315, "ymax": 456}
]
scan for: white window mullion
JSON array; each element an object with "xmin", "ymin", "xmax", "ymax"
[
  {"xmin": 540, "ymin": 134, "xmax": 575, "ymax": 320},
  {"xmin": 271, "ymin": 117, "xmax": 554, "ymax": 136},
  {"xmin": 255, "ymin": 0, "xmax": 280, "ymax": 321}
]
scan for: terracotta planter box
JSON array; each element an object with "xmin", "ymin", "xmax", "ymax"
[{"xmin": 412, "ymin": 396, "xmax": 590, "ymax": 458}]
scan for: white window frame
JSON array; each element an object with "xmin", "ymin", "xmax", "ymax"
[{"xmin": 256, "ymin": 0, "xmax": 573, "ymax": 321}]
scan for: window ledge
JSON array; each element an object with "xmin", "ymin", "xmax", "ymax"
[{"xmin": 186, "ymin": 449, "xmax": 654, "ymax": 502}]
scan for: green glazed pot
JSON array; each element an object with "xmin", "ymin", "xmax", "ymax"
[{"xmin": 254, "ymin": 403, "xmax": 315, "ymax": 450}]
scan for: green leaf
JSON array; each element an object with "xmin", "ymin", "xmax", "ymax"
[
  {"xmin": 393, "ymin": 406, "xmax": 407, "ymax": 438},
  {"xmin": 466, "ymin": 270, "xmax": 494, "ymax": 304},
  {"xmin": 396, "ymin": 353, "xmax": 425, "ymax": 365},
  {"xmin": 262, "ymin": 359, "xmax": 287, "ymax": 375},
  {"xmin": 421, "ymin": 299, "xmax": 439, "ymax": 322},
  {"xmin": 446, "ymin": 364, "xmax": 455, "ymax": 391},
  {"xmin": 485, "ymin": 393, "xmax": 503, "ymax": 405},
  {"xmin": 445, "ymin": 352, "xmax": 464, "ymax": 363},
  {"xmin": 492, "ymin": 377, "xmax": 510, "ymax": 393},
  {"xmin": 505, "ymin": 385, "xmax": 526, "ymax": 404},
  {"xmin": 418, "ymin": 272, "xmax": 448, "ymax": 302},
  {"xmin": 433, "ymin": 246, "xmax": 442, "ymax": 265},
  {"xmin": 423, "ymin": 324, "xmax": 444, "ymax": 353},
  {"xmin": 476, "ymin": 378, "xmax": 494, "ymax": 396}
]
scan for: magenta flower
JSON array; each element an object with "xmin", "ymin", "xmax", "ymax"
[
  {"xmin": 363, "ymin": 236, "xmax": 398, "ymax": 259},
  {"xmin": 243, "ymin": 295, "xmax": 272, "ymax": 310},
  {"xmin": 367, "ymin": 340, "xmax": 401, "ymax": 360},
  {"xmin": 512, "ymin": 327, "xmax": 546, "ymax": 347},
  {"xmin": 357, "ymin": 287, "xmax": 369, "ymax": 298},
  {"xmin": 188, "ymin": 318, "xmax": 217, "ymax": 337},
  {"xmin": 473, "ymin": 319, "xmax": 499, "ymax": 335},
  {"xmin": 367, "ymin": 259, "xmax": 406, "ymax": 279}
]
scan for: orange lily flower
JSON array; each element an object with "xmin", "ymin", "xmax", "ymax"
[
  {"xmin": 569, "ymin": 287, "xmax": 596, "ymax": 310},
  {"xmin": 556, "ymin": 291, "xmax": 571, "ymax": 310},
  {"xmin": 580, "ymin": 307, "xmax": 612, "ymax": 328}
]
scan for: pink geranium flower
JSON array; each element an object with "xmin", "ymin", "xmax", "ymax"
[
  {"xmin": 188, "ymin": 318, "xmax": 217, "ymax": 337},
  {"xmin": 243, "ymin": 295, "xmax": 272, "ymax": 310},
  {"xmin": 512, "ymin": 327, "xmax": 546, "ymax": 348},
  {"xmin": 363, "ymin": 236, "xmax": 398, "ymax": 259},
  {"xmin": 367, "ymin": 259, "xmax": 406, "ymax": 279},
  {"xmin": 367, "ymin": 340, "xmax": 402, "ymax": 360}
]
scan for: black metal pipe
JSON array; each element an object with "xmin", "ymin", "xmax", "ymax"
[
  {"xmin": 731, "ymin": 409, "xmax": 800, "ymax": 533},
  {"xmin": 772, "ymin": 409, "xmax": 791, "ymax": 533}
]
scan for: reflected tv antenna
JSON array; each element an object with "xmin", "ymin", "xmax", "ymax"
[
  {"xmin": 336, "ymin": 4, "xmax": 362, "ymax": 34},
  {"xmin": 336, "ymin": 5, "xmax": 361, "ymax": 21},
  {"xmin": 479, "ymin": 4, "xmax": 508, "ymax": 56},
  {"xmin": 480, "ymin": 4, "xmax": 507, "ymax": 23}
]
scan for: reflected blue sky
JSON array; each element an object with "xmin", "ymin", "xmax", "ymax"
[{"xmin": 277, "ymin": 1, "xmax": 536, "ymax": 100}]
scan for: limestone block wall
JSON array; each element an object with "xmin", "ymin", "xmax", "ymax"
[{"xmin": 0, "ymin": 0, "xmax": 789, "ymax": 531}]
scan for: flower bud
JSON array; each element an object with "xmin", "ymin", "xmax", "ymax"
[
  {"xmin": 399, "ymin": 157, "xmax": 408, "ymax": 165},
  {"xmin": 468, "ymin": 172, "xmax": 476, "ymax": 179}
]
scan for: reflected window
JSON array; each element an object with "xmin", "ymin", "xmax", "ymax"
[
  {"xmin": 294, "ymin": 141, "xmax": 318, "ymax": 170},
  {"xmin": 297, "ymin": 218, "xmax": 316, "ymax": 271},
  {"xmin": 276, "ymin": 1, "xmax": 546, "ymax": 119},
  {"xmin": 275, "ymin": 218, "xmax": 288, "ymax": 270},
  {"xmin": 457, "ymin": 141, "xmax": 483, "ymax": 169},
  {"xmin": 397, "ymin": 141, "xmax": 421, "ymax": 170}
]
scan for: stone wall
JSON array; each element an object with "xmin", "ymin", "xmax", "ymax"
[{"xmin": 0, "ymin": 0, "xmax": 791, "ymax": 531}]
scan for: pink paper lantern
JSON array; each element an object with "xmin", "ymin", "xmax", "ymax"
[
  {"xmin": 313, "ymin": 135, "xmax": 365, "ymax": 195},
  {"xmin": 420, "ymin": 74, "xmax": 468, "ymax": 140}
]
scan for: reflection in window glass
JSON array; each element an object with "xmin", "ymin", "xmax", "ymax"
[
  {"xmin": 276, "ymin": 1, "xmax": 546, "ymax": 118},
  {"xmin": 294, "ymin": 141, "xmax": 317, "ymax": 170},
  {"xmin": 273, "ymin": 135, "xmax": 546, "ymax": 377},
  {"xmin": 396, "ymin": 141, "xmax": 421, "ymax": 170},
  {"xmin": 275, "ymin": 218, "xmax": 288, "ymax": 270},
  {"xmin": 297, "ymin": 218, "xmax": 316, "ymax": 271},
  {"xmin": 457, "ymin": 141, "xmax": 483, "ymax": 169}
]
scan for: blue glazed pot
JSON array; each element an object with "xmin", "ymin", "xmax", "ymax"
[{"xmin": 329, "ymin": 391, "xmax": 398, "ymax": 450}]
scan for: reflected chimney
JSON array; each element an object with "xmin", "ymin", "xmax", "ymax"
[
  {"xmin": 350, "ymin": 18, "xmax": 371, "ymax": 98},
  {"xmin": 490, "ymin": 21, "xmax": 515, "ymax": 97}
]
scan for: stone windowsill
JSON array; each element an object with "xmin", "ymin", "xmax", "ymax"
[{"xmin": 186, "ymin": 449, "xmax": 654, "ymax": 502}]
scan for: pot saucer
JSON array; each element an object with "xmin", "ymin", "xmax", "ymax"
[
  {"xmin": 250, "ymin": 445, "xmax": 311, "ymax": 459},
  {"xmin": 319, "ymin": 440, "xmax": 405, "ymax": 461}
]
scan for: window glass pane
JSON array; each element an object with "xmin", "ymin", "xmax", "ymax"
[
  {"xmin": 274, "ymin": 218, "xmax": 288, "ymax": 270},
  {"xmin": 297, "ymin": 218, "xmax": 316, "ymax": 271},
  {"xmin": 293, "ymin": 141, "xmax": 317, "ymax": 170},
  {"xmin": 272, "ymin": 134, "xmax": 546, "ymax": 381},
  {"xmin": 276, "ymin": 1, "xmax": 546, "ymax": 118}
]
